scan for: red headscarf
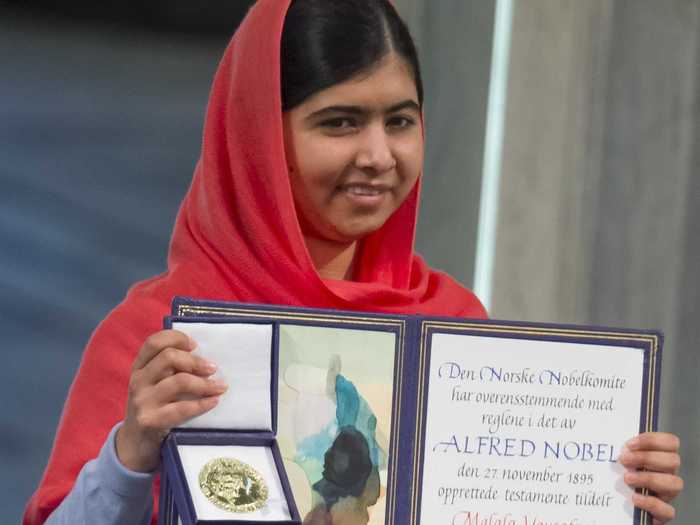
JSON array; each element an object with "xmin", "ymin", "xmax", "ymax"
[{"xmin": 24, "ymin": 1, "xmax": 485, "ymax": 522}]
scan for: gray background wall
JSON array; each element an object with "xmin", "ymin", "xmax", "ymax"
[{"xmin": 489, "ymin": 2, "xmax": 699, "ymax": 522}]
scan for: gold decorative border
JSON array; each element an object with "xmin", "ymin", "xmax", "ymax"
[
  {"xmin": 410, "ymin": 320, "xmax": 660, "ymax": 525},
  {"xmin": 176, "ymin": 303, "xmax": 407, "ymax": 525}
]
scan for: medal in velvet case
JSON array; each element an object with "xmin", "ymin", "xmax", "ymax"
[{"xmin": 158, "ymin": 317, "xmax": 301, "ymax": 525}]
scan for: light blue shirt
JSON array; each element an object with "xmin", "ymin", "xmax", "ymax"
[{"xmin": 46, "ymin": 422, "xmax": 155, "ymax": 525}]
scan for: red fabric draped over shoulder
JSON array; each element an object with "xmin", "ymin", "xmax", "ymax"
[{"xmin": 24, "ymin": 1, "xmax": 486, "ymax": 523}]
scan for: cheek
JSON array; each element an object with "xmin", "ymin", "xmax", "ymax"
[
  {"xmin": 292, "ymin": 139, "xmax": 353, "ymax": 192},
  {"xmin": 395, "ymin": 137, "xmax": 424, "ymax": 183}
]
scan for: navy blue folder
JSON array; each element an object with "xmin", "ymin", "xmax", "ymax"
[{"xmin": 158, "ymin": 297, "xmax": 661, "ymax": 525}]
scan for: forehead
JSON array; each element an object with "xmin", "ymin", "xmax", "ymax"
[{"xmin": 300, "ymin": 54, "xmax": 419, "ymax": 112}]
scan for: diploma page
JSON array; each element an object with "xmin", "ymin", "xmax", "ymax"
[{"xmin": 418, "ymin": 332, "xmax": 648, "ymax": 525}]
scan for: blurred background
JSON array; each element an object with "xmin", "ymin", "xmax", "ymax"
[{"xmin": 1, "ymin": 0, "xmax": 697, "ymax": 523}]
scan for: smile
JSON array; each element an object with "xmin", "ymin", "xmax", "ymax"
[{"xmin": 340, "ymin": 184, "xmax": 390, "ymax": 196}]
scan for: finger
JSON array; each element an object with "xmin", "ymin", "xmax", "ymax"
[
  {"xmin": 141, "ymin": 347, "xmax": 217, "ymax": 385},
  {"xmin": 136, "ymin": 396, "xmax": 221, "ymax": 431},
  {"xmin": 133, "ymin": 330, "xmax": 196, "ymax": 370},
  {"xmin": 626, "ymin": 432, "xmax": 680, "ymax": 453},
  {"xmin": 625, "ymin": 471, "xmax": 684, "ymax": 499},
  {"xmin": 618, "ymin": 449, "xmax": 681, "ymax": 474},
  {"xmin": 632, "ymin": 493, "xmax": 675, "ymax": 524},
  {"xmin": 154, "ymin": 396, "xmax": 221, "ymax": 428},
  {"xmin": 153, "ymin": 372, "xmax": 228, "ymax": 404}
]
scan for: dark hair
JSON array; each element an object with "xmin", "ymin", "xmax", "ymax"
[{"xmin": 280, "ymin": 0, "xmax": 423, "ymax": 111}]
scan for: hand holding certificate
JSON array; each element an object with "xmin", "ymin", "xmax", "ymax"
[{"xmin": 620, "ymin": 432, "xmax": 683, "ymax": 523}]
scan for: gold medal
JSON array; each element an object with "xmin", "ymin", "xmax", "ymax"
[{"xmin": 198, "ymin": 457, "xmax": 269, "ymax": 513}]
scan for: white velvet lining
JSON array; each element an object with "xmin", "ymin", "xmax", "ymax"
[
  {"xmin": 178, "ymin": 444, "xmax": 292, "ymax": 522},
  {"xmin": 172, "ymin": 322, "xmax": 273, "ymax": 431}
]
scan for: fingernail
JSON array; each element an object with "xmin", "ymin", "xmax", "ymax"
[
  {"xmin": 188, "ymin": 336, "xmax": 198, "ymax": 350},
  {"xmin": 626, "ymin": 437, "xmax": 640, "ymax": 450},
  {"xmin": 210, "ymin": 378, "xmax": 228, "ymax": 390},
  {"xmin": 204, "ymin": 360, "xmax": 218, "ymax": 374},
  {"xmin": 618, "ymin": 445, "xmax": 632, "ymax": 459}
]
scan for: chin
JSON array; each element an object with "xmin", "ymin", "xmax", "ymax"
[{"xmin": 332, "ymin": 218, "xmax": 389, "ymax": 242}]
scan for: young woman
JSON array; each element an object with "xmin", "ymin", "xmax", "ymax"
[{"xmin": 24, "ymin": 1, "xmax": 683, "ymax": 524}]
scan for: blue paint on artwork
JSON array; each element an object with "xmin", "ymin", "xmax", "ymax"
[
  {"xmin": 295, "ymin": 421, "xmax": 337, "ymax": 483},
  {"xmin": 336, "ymin": 374, "xmax": 360, "ymax": 427},
  {"xmin": 335, "ymin": 375, "xmax": 386, "ymax": 468},
  {"xmin": 294, "ymin": 373, "xmax": 387, "ymax": 487}
]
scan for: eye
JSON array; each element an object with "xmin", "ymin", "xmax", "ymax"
[
  {"xmin": 386, "ymin": 115, "xmax": 415, "ymax": 130},
  {"xmin": 319, "ymin": 117, "xmax": 357, "ymax": 130}
]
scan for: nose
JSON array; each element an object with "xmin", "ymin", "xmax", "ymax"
[{"xmin": 354, "ymin": 125, "xmax": 397, "ymax": 173}]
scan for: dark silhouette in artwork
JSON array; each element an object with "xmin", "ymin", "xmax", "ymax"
[
  {"xmin": 304, "ymin": 427, "xmax": 381, "ymax": 525},
  {"xmin": 315, "ymin": 427, "xmax": 372, "ymax": 504}
]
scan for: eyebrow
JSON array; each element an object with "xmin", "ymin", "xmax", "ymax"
[{"xmin": 306, "ymin": 99, "xmax": 420, "ymax": 120}]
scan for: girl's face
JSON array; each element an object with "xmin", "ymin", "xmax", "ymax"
[{"xmin": 283, "ymin": 53, "xmax": 424, "ymax": 244}]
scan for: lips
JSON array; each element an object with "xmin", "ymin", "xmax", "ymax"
[{"xmin": 339, "ymin": 183, "xmax": 391, "ymax": 196}]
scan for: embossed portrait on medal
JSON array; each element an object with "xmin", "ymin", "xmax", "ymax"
[{"xmin": 199, "ymin": 457, "xmax": 269, "ymax": 513}]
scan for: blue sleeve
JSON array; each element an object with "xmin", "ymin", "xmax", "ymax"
[{"xmin": 45, "ymin": 422, "xmax": 155, "ymax": 525}]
